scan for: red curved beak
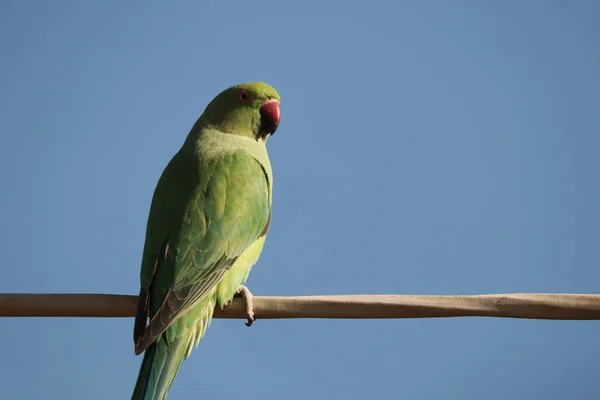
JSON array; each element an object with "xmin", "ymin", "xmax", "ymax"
[{"xmin": 259, "ymin": 99, "xmax": 280, "ymax": 136}]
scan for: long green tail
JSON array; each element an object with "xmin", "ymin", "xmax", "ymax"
[{"xmin": 131, "ymin": 329, "xmax": 190, "ymax": 400}]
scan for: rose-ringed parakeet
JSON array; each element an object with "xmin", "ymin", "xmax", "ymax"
[{"xmin": 131, "ymin": 82, "xmax": 281, "ymax": 400}]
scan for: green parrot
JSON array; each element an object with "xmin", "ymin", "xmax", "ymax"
[{"xmin": 131, "ymin": 82, "xmax": 281, "ymax": 400}]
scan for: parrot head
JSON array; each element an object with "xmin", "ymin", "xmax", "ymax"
[{"xmin": 201, "ymin": 82, "xmax": 281, "ymax": 141}]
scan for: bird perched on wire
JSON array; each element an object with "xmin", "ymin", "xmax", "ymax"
[{"xmin": 131, "ymin": 82, "xmax": 281, "ymax": 400}]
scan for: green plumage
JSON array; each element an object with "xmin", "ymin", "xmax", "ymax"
[{"xmin": 131, "ymin": 82, "xmax": 280, "ymax": 400}]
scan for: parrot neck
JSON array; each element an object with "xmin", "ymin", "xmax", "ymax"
[
  {"xmin": 196, "ymin": 112, "xmax": 259, "ymax": 140},
  {"xmin": 196, "ymin": 127, "xmax": 273, "ymax": 204}
]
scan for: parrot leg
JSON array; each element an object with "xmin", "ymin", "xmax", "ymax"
[{"xmin": 234, "ymin": 285, "xmax": 255, "ymax": 327}]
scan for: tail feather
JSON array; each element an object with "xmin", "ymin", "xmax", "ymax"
[
  {"xmin": 131, "ymin": 332, "xmax": 189, "ymax": 400},
  {"xmin": 132, "ymin": 295, "xmax": 217, "ymax": 399}
]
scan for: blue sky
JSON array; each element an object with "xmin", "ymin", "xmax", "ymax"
[{"xmin": 1, "ymin": 1, "xmax": 599, "ymax": 399}]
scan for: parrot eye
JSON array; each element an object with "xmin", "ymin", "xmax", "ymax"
[{"xmin": 238, "ymin": 90, "xmax": 251, "ymax": 102}]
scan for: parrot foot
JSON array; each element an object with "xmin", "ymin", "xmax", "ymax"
[{"xmin": 234, "ymin": 285, "xmax": 255, "ymax": 327}]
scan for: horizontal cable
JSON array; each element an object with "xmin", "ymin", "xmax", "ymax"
[{"xmin": 1, "ymin": 293, "xmax": 600, "ymax": 320}]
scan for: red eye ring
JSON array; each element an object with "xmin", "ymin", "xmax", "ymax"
[{"xmin": 238, "ymin": 90, "xmax": 250, "ymax": 102}]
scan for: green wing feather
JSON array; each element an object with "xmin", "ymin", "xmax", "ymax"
[
  {"xmin": 135, "ymin": 147, "xmax": 270, "ymax": 352},
  {"xmin": 131, "ymin": 148, "xmax": 270, "ymax": 400}
]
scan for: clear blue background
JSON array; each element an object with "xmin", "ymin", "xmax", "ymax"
[{"xmin": 1, "ymin": 1, "xmax": 599, "ymax": 399}]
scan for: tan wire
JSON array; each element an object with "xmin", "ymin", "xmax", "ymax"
[{"xmin": 1, "ymin": 293, "xmax": 599, "ymax": 320}]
